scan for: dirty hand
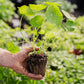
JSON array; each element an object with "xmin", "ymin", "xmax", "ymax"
[
  {"xmin": 12, "ymin": 47, "xmax": 43, "ymax": 80},
  {"xmin": 0, "ymin": 47, "xmax": 43, "ymax": 80}
]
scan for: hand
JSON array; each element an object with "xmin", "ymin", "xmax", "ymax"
[{"xmin": 11, "ymin": 47, "xmax": 43, "ymax": 80}]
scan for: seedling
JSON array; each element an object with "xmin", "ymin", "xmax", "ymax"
[{"xmin": 18, "ymin": 2, "xmax": 75, "ymax": 77}]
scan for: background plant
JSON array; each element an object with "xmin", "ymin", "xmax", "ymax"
[
  {"xmin": 0, "ymin": 0, "xmax": 16, "ymax": 22},
  {"xmin": 36, "ymin": 0, "xmax": 77, "ymax": 13},
  {"xmin": 0, "ymin": 1, "xmax": 84, "ymax": 84}
]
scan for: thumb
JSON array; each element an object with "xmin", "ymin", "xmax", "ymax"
[
  {"xmin": 24, "ymin": 47, "xmax": 39, "ymax": 54},
  {"xmin": 15, "ymin": 47, "xmax": 39, "ymax": 60}
]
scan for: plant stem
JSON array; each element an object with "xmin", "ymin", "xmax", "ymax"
[
  {"xmin": 19, "ymin": 15, "xmax": 29, "ymax": 44},
  {"xmin": 32, "ymin": 27, "xmax": 36, "ymax": 53}
]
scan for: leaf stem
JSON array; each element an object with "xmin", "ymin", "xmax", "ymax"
[
  {"xmin": 19, "ymin": 15, "xmax": 29, "ymax": 44},
  {"xmin": 32, "ymin": 27, "xmax": 36, "ymax": 53}
]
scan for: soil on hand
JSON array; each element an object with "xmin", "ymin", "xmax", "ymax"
[{"xmin": 27, "ymin": 53, "xmax": 48, "ymax": 77}]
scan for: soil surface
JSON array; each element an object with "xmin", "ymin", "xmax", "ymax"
[{"xmin": 27, "ymin": 53, "xmax": 48, "ymax": 77}]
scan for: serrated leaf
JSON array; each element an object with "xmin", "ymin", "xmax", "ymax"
[
  {"xmin": 18, "ymin": 5, "xmax": 33, "ymax": 16},
  {"xmin": 45, "ymin": 2, "xmax": 60, "ymax": 6},
  {"xmin": 29, "ymin": 4, "xmax": 47, "ymax": 11},
  {"xmin": 46, "ymin": 5, "xmax": 63, "ymax": 26},
  {"xmin": 30, "ymin": 15, "xmax": 43, "ymax": 27}
]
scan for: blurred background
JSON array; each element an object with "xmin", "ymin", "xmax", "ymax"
[{"xmin": 0, "ymin": 0, "xmax": 84, "ymax": 84}]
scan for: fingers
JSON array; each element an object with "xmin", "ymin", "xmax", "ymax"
[
  {"xmin": 20, "ymin": 67, "xmax": 43, "ymax": 80},
  {"xmin": 22, "ymin": 47, "xmax": 39, "ymax": 59},
  {"xmin": 15, "ymin": 47, "xmax": 39, "ymax": 61},
  {"xmin": 25, "ymin": 47, "xmax": 39, "ymax": 54},
  {"xmin": 23, "ymin": 69, "xmax": 43, "ymax": 80},
  {"xmin": 25, "ymin": 72, "xmax": 43, "ymax": 80},
  {"xmin": 12, "ymin": 61, "xmax": 43, "ymax": 80},
  {"xmin": 0, "ymin": 48, "xmax": 12, "ymax": 54}
]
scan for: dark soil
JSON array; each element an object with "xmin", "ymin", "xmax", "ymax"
[{"xmin": 26, "ymin": 53, "xmax": 48, "ymax": 77}]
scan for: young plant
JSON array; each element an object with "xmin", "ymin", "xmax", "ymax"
[
  {"xmin": 18, "ymin": 2, "xmax": 63, "ymax": 50},
  {"xmin": 18, "ymin": 2, "xmax": 75, "ymax": 77}
]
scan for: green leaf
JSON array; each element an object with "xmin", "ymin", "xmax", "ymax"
[
  {"xmin": 18, "ymin": 5, "xmax": 28, "ymax": 14},
  {"xmin": 44, "ymin": 2, "xmax": 60, "ymax": 6},
  {"xmin": 26, "ymin": 7, "xmax": 33, "ymax": 16},
  {"xmin": 30, "ymin": 15, "xmax": 43, "ymax": 27},
  {"xmin": 66, "ymin": 20, "xmax": 75, "ymax": 26},
  {"xmin": 39, "ymin": 29, "xmax": 45, "ymax": 34},
  {"xmin": 45, "ymin": 32, "xmax": 55, "ymax": 39},
  {"xmin": 66, "ymin": 20, "xmax": 75, "ymax": 32},
  {"xmin": 18, "ymin": 5, "xmax": 33, "ymax": 16},
  {"xmin": 37, "ymin": 50, "xmax": 41, "ymax": 54},
  {"xmin": 76, "ymin": 44, "xmax": 81, "ymax": 49},
  {"xmin": 7, "ymin": 42, "xmax": 19, "ymax": 53},
  {"xmin": 36, "ymin": 42, "xmax": 41, "ymax": 47},
  {"xmin": 62, "ymin": 10, "xmax": 75, "ymax": 21},
  {"xmin": 46, "ymin": 5, "xmax": 63, "ymax": 26},
  {"xmin": 81, "ymin": 46, "xmax": 84, "ymax": 51},
  {"xmin": 66, "ymin": 27, "xmax": 75, "ymax": 32},
  {"xmin": 29, "ymin": 4, "xmax": 47, "ymax": 11}
]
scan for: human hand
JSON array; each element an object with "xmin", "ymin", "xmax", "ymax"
[{"xmin": 11, "ymin": 47, "xmax": 43, "ymax": 80}]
